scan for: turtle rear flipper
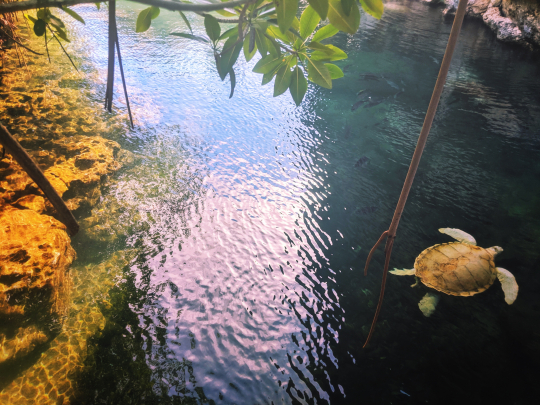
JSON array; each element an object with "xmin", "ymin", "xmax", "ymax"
[
  {"xmin": 496, "ymin": 267, "xmax": 518, "ymax": 304},
  {"xmin": 438, "ymin": 228, "xmax": 477, "ymax": 245},
  {"xmin": 389, "ymin": 268, "xmax": 415, "ymax": 276},
  {"xmin": 418, "ymin": 292, "xmax": 440, "ymax": 317}
]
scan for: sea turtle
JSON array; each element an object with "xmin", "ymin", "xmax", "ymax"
[{"xmin": 390, "ymin": 228, "xmax": 518, "ymax": 317}]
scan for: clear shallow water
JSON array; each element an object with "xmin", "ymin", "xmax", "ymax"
[{"xmin": 8, "ymin": 1, "xmax": 540, "ymax": 404}]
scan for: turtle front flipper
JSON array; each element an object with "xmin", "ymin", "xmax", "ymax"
[
  {"xmin": 496, "ymin": 267, "xmax": 518, "ymax": 304},
  {"xmin": 438, "ymin": 228, "xmax": 477, "ymax": 245},
  {"xmin": 418, "ymin": 292, "xmax": 440, "ymax": 317},
  {"xmin": 389, "ymin": 268, "xmax": 416, "ymax": 276}
]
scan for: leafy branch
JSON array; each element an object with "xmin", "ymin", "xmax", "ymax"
[{"xmin": 17, "ymin": 0, "xmax": 386, "ymax": 106}]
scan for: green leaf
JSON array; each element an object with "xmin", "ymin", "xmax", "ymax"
[
  {"xmin": 274, "ymin": 60, "xmax": 293, "ymax": 97},
  {"xmin": 37, "ymin": 9, "xmax": 50, "ymax": 22},
  {"xmin": 249, "ymin": 28, "xmax": 255, "ymax": 53},
  {"xmin": 254, "ymin": 28, "xmax": 268, "ymax": 57},
  {"xmin": 33, "ymin": 19, "xmax": 46, "ymax": 37},
  {"xmin": 307, "ymin": 58, "xmax": 332, "ymax": 89},
  {"xmin": 219, "ymin": 26, "xmax": 238, "ymax": 41},
  {"xmin": 307, "ymin": 41, "xmax": 333, "ymax": 53},
  {"xmin": 359, "ymin": 0, "xmax": 384, "ymax": 19},
  {"xmin": 266, "ymin": 36, "xmax": 281, "ymax": 58},
  {"xmin": 229, "ymin": 68, "xmax": 236, "ymax": 98},
  {"xmin": 149, "ymin": 6, "xmax": 160, "ymax": 20},
  {"xmin": 49, "ymin": 14, "xmax": 65, "ymax": 29},
  {"xmin": 52, "ymin": 25, "xmax": 70, "ymax": 42},
  {"xmin": 341, "ymin": 0, "xmax": 354, "ymax": 16},
  {"xmin": 95, "ymin": 3, "xmax": 100, "ymax": 11},
  {"xmin": 289, "ymin": 66, "xmax": 308, "ymax": 106},
  {"xmin": 24, "ymin": 14, "xmax": 37, "ymax": 24},
  {"xmin": 61, "ymin": 6, "xmax": 85, "ymax": 24},
  {"xmin": 310, "ymin": 44, "xmax": 347, "ymax": 61},
  {"xmin": 252, "ymin": 20, "xmax": 269, "ymax": 33},
  {"xmin": 204, "ymin": 14, "xmax": 221, "ymax": 43},
  {"xmin": 243, "ymin": 33, "xmax": 257, "ymax": 62},
  {"xmin": 312, "ymin": 24, "xmax": 339, "ymax": 42},
  {"xmin": 300, "ymin": 6, "xmax": 320, "ymax": 39},
  {"xmin": 307, "ymin": 0, "xmax": 329, "ymax": 20},
  {"xmin": 253, "ymin": 54, "xmax": 284, "ymax": 74},
  {"xmin": 170, "ymin": 32, "xmax": 209, "ymax": 43},
  {"xmin": 274, "ymin": 0, "xmax": 298, "ymax": 34},
  {"xmin": 136, "ymin": 7, "xmax": 153, "ymax": 33},
  {"xmin": 215, "ymin": 9, "xmax": 237, "ymax": 18},
  {"xmin": 178, "ymin": 11, "xmax": 192, "ymax": 33},
  {"xmin": 262, "ymin": 61, "xmax": 284, "ymax": 85},
  {"xmin": 325, "ymin": 63, "xmax": 344, "ymax": 79},
  {"xmin": 327, "ymin": 0, "xmax": 360, "ymax": 35},
  {"xmin": 267, "ymin": 25, "xmax": 292, "ymax": 43},
  {"xmin": 219, "ymin": 34, "xmax": 243, "ymax": 80}
]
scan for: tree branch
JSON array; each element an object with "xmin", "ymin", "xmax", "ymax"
[{"xmin": 0, "ymin": 0, "xmax": 252, "ymax": 14}]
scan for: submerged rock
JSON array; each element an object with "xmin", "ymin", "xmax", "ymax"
[
  {"xmin": 0, "ymin": 326, "xmax": 48, "ymax": 364},
  {"xmin": 0, "ymin": 251, "xmax": 135, "ymax": 405},
  {"xmin": 442, "ymin": 0, "xmax": 540, "ymax": 49},
  {"xmin": 0, "ymin": 205, "xmax": 75, "ymax": 318}
]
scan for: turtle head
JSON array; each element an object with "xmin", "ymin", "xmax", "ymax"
[{"xmin": 487, "ymin": 246, "xmax": 503, "ymax": 257}]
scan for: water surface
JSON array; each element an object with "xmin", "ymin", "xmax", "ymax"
[{"xmin": 9, "ymin": 1, "xmax": 540, "ymax": 404}]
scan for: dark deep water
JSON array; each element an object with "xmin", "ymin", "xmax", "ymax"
[{"xmin": 5, "ymin": 1, "xmax": 540, "ymax": 404}]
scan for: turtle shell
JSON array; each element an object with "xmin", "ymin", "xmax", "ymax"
[{"xmin": 415, "ymin": 242, "xmax": 497, "ymax": 297}]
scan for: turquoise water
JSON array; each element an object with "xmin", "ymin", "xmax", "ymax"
[{"xmin": 10, "ymin": 1, "xmax": 540, "ymax": 404}]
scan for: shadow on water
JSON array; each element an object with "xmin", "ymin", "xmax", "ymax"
[{"xmin": 7, "ymin": 1, "xmax": 536, "ymax": 404}]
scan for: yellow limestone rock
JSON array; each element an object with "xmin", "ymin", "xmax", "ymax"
[
  {"xmin": 0, "ymin": 251, "xmax": 133, "ymax": 405},
  {"xmin": 0, "ymin": 326, "xmax": 48, "ymax": 364},
  {"xmin": 1, "ymin": 136, "xmax": 121, "ymax": 212},
  {"xmin": 13, "ymin": 195, "xmax": 46, "ymax": 214},
  {"xmin": 0, "ymin": 205, "xmax": 75, "ymax": 317}
]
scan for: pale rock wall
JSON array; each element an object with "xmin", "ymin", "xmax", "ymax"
[{"xmin": 438, "ymin": 0, "xmax": 540, "ymax": 48}]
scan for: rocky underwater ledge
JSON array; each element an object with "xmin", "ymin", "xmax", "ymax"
[
  {"xmin": 421, "ymin": 0, "xmax": 540, "ymax": 50},
  {"xmin": 0, "ymin": 20, "xmax": 137, "ymax": 404}
]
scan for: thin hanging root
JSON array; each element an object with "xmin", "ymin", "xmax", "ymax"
[
  {"xmin": 363, "ymin": 237, "xmax": 394, "ymax": 349},
  {"xmin": 115, "ymin": 36, "xmax": 134, "ymax": 128},
  {"xmin": 44, "ymin": 29, "xmax": 50, "ymax": 63},
  {"xmin": 364, "ymin": 230, "xmax": 388, "ymax": 276},
  {"xmin": 362, "ymin": 0, "xmax": 469, "ymax": 348},
  {"xmin": 47, "ymin": 25, "xmax": 78, "ymax": 72},
  {"xmin": 105, "ymin": 0, "xmax": 116, "ymax": 111}
]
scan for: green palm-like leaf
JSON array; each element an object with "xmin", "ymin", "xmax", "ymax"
[
  {"xmin": 359, "ymin": 0, "xmax": 384, "ymax": 19},
  {"xmin": 219, "ymin": 35, "xmax": 243, "ymax": 80},
  {"xmin": 253, "ymin": 54, "xmax": 284, "ymax": 74},
  {"xmin": 312, "ymin": 24, "xmax": 339, "ymax": 42},
  {"xmin": 136, "ymin": 7, "xmax": 160, "ymax": 33},
  {"xmin": 274, "ymin": 59, "xmax": 293, "ymax": 96},
  {"xmin": 243, "ymin": 34, "xmax": 257, "ymax": 62},
  {"xmin": 341, "ymin": 0, "xmax": 355, "ymax": 16},
  {"xmin": 61, "ymin": 6, "xmax": 85, "ymax": 24},
  {"xmin": 33, "ymin": 19, "xmax": 46, "ymax": 36},
  {"xmin": 170, "ymin": 32, "xmax": 209, "ymax": 43},
  {"xmin": 229, "ymin": 68, "xmax": 236, "ymax": 98},
  {"xmin": 274, "ymin": 0, "xmax": 298, "ymax": 34},
  {"xmin": 300, "ymin": 6, "xmax": 320, "ymax": 39},
  {"xmin": 178, "ymin": 11, "xmax": 192, "ymax": 34},
  {"xmin": 204, "ymin": 14, "xmax": 221, "ymax": 43},
  {"xmin": 254, "ymin": 28, "xmax": 268, "ymax": 57},
  {"xmin": 325, "ymin": 63, "xmax": 344, "ymax": 79},
  {"xmin": 327, "ymin": 0, "xmax": 360, "ymax": 35},
  {"xmin": 307, "ymin": 58, "xmax": 332, "ymax": 89},
  {"xmin": 290, "ymin": 66, "xmax": 308, "ymax": 106},
  {"xmin": 310, "ymin": 44, "xmax": 347, "ymax": 61},
  {"xmin": 307, "ymin": 0, "xmax": 329, "ymax": 20}
]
